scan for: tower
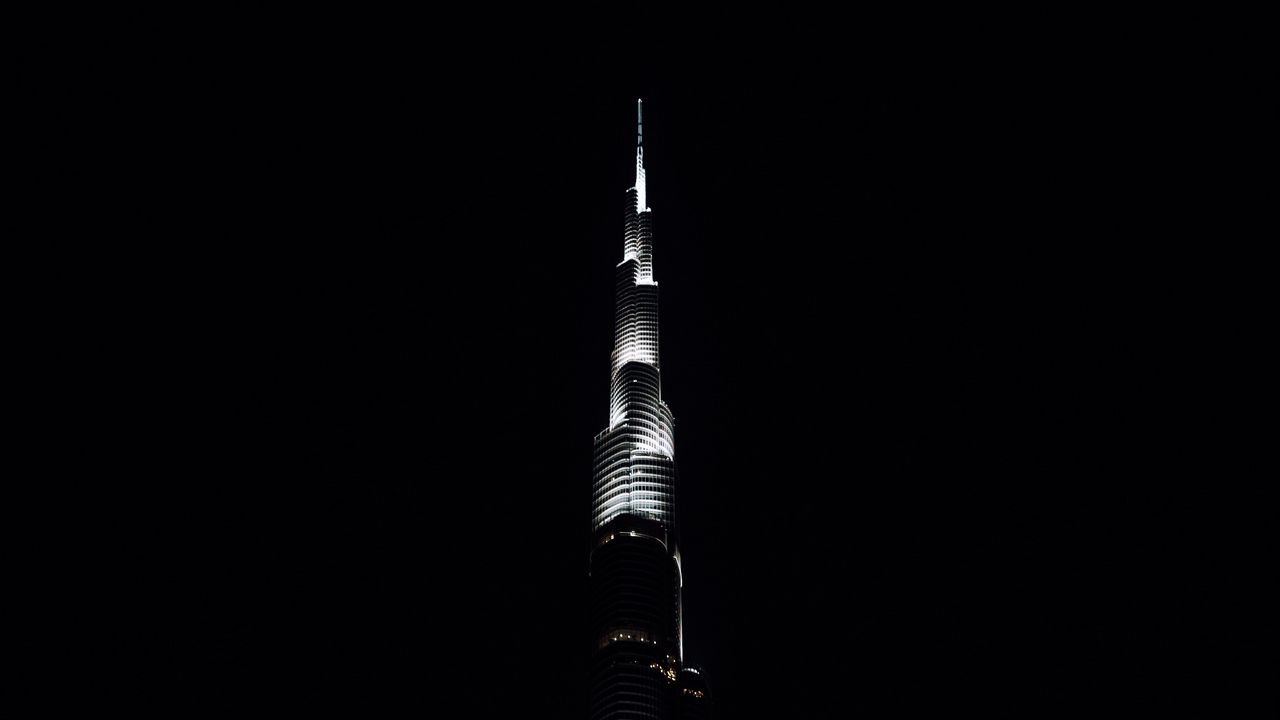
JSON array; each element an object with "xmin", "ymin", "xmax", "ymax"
[{"xmin": 588, "ymin": 100, "xmax": 712, "ymax": 720}]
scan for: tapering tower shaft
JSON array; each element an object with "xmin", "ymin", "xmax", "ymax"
[
  {"xmin": 589, "ymin": 100, "xmax": 707, "ymax": 720},
  {"xmin": 592, "ymin": 98, "xmax": 674, "ymax": 532}
]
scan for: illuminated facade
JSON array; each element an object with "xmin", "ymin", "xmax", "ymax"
[{"xmin": 588, "ymin": 100, "xmax": 712, "ymax": 720}]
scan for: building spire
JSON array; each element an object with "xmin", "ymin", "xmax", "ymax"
[{"xmin": 635, "ymin": 98, "xmax": 647, "ymax": 211}]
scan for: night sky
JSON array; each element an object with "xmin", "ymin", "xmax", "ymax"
[{"xmin": 111, "ymin": 26, "xmax": 1273, "ymax": 718}]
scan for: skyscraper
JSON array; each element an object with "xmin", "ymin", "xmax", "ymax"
[{"xmin": 588, "ymin": 100, "xmax": 712, "ymax": 720}]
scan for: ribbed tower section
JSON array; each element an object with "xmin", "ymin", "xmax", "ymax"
[{"xmin": 588, "ymin": 100, "xmax": 711, "ymax": 720}]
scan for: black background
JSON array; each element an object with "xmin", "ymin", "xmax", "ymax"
[{"xmin": 63, "ymin": 17, "xmax": 1273, "ymax": 718}]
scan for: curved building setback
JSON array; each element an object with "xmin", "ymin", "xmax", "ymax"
[{"xmin": 588, "ymin": 100, "xmax": 714, "ymax": 720}]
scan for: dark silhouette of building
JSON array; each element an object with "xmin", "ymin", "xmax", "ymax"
[
  {"xmin": 677, "ymin": 667, "xmax": 712, "ymax": 720},
  {"xmin": 588, "ymin": 100, "xmax": 713, "ymax": 720}
]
